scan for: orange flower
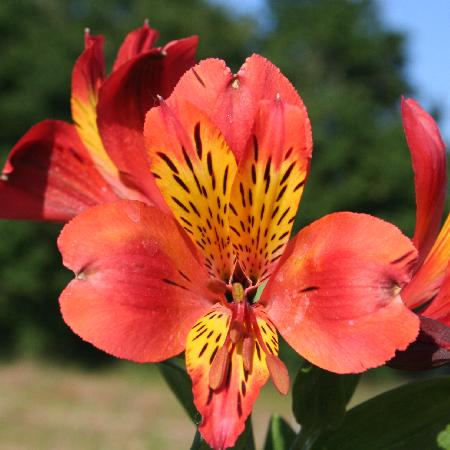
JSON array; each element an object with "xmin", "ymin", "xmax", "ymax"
[{"xmin": 57, "ymin": 57, "xmax": 419, "ymax": 449}]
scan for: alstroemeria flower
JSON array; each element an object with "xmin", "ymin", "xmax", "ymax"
[
  {"xmin": 0, "ymin": 23, "xmax": 197, "ymax": 220},
  {"xmin": 388, "ymin": 98, "xmax": 450, "ymax": 370},
  {"xmin": 57, "ymin": 56, "xmax": 419, "ymax": 449}
]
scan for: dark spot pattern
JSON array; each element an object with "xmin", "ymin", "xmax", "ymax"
[{"xmin": 151, "ymin": 121, "xmax": 237, "ymax": 280}]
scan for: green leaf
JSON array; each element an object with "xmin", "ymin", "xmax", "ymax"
[
  {"xmin": 189, "ymin": 430, "xmax": 210, "ymax": 450},
  {"xmin": 233, "ymin": 417, "xmax": 256, "ymax": 450},
  {"xmin": 189, "ymin": 417, "xmax": 255, "ymax": 450},
  {"xmin": 313, "ymin": 376, "xmax": 450, "ymax": 450},
  {"xmin": 292, "ymin": 361, "xmax": 360, "ymax": 432},
  {"xmin": 158, "ymin": 358, "xmax": 200, "ymax": 424},
  {"xmin": 264, "ymin": 415, "xmax": 296, "ymax": 450},
  {"xmin": 438, "ymin": 424, "xmax": 450, "ymax": 450}
]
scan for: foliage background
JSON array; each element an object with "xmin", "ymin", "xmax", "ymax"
[{"xmin": 0, "ymin": 0, "xmax": 448, "ymax": 368}]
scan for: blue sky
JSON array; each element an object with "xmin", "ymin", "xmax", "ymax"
[
  {"xmin": 376, "ymin": 0, "xmax": 449, "ymax": 139},
  {"xmin": 213, "ymin": 0, "xmax": 450, "ymax": 141}
]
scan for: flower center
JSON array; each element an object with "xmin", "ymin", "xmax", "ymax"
[
  {"xmin": 232, "ymin": 282, "xmax": 245, "ymax": 303},
  {"xmin": 209, "ymin": 284, "xmax": 289, "ymax": 394}
]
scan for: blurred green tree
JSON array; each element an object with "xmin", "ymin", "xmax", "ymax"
[
  {"xmin": 0, "ymin": 0, "xmax": 443, "ymax": 363},
  {"xmin": 257, "ymin": 0, "xmax": 417, "ymax": 233}
]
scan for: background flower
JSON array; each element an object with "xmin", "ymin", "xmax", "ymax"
[
  {"xmin": 388, "ymin": 98, "xmax": 449, "ymax": 370},
  {"xmin": 0, "ymin": 23, "xmax": 197, "ymax": 220}
]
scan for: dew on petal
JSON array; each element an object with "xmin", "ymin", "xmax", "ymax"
[{"xmin": 124, "ymin": 202, "xmax": 141, "ymax": 223}]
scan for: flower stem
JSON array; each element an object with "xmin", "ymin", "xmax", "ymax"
[{"xmin": 289, "ymin": 427, "xmax": 321, "ymax": 450}]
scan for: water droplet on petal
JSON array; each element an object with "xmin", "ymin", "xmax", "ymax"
[{"xmin": 125, "ymin": 202, "xmax": 141, "ymax": 223}]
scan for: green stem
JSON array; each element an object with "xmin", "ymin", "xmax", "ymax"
[
  {"xmin": 190, "ymin": 430, "xmax": 203, "ymax": 450},
  {"xmin": 289, "ymin": 427, "xmax": 321, "ymax": 450}
]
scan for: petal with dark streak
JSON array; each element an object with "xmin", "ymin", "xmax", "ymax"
[
  {"xmin": 0, "ymin": 120, "xmax": 116, "ymax": 221},
  {"xmin": 186, "ymin": 307, "xmax": 277, "ymax": 450},
  {"xmin": 229, "ymin": 98, "xmax": 312, "ymax": 283},
  {"xmin": 145, "ymin": 100, "xmax": 238, "ymax": 281},
  {"xmin": 58, "ymin": 200, "xmax": 217, "ymax": 362},
  {"xmin": 261, "ymin": 212, "xmax": 420, "ymax": 373}
]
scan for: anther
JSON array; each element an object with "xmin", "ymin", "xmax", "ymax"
[
  {"xmin": 207, "ymin": 279, "xmax": 227, "ymax": 294},
  {"xmin": 242, "ymin": 335, "xmax": 254, "ymax": 372},
  {"xmin": 209, "ymin": 344, "xmax": 229, "ymax": 390},
  {"xmin": 266, "ymin": 354, "xmax": 290, "ymax": 395}
]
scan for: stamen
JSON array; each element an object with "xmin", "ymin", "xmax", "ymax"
[
  {"xmin": 266, "ymin": 354, "xmax": 290, "ymax": 395},
  {"xmin": 249, "ymin": 313, "xmax": 289, "ymax": 394},
  {"xmin": 229, "ymin": 301, "xmax": 245, "ymax": 342},
  {"xmin": 209, "ymin": 343, "xmax": 230, "ymax": 390},
  {"xmin": 242, "ymin": 335, "xmax": 254, "ymax": 372}
]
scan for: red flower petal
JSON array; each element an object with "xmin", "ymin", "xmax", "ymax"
[
  {"xmin": 229, "ymin": 98, "xmax": 312, "ymax": 283},
  {"xmin": 402, "ymin": 97, "xmax": 447, "ymax": 264},
  {"xmin": 402, "ymin": 213, "xmax": 450, "ymax": 309},
  {"xmin": 97, "ymin": 36, "xmax": 198, "ymax": 209},
  {"xmin": 185, "ymin": 307, "xmax": 276, "ymax": 449},
  {"xmin": 0, "ymin": 120, "xmax": 116, "ymax": 221},
  {"xmin": 261, "ymin": 212, "xmax": 420, "ymax": 373},
  {"xmin": 112, "ymin": 22, "xmax": 159, "ymax": 71},
  {"xmin": 58, "ymin": 200, "xmax": 217, "ymax": 362},
  {"xmin": 71, "ymin": 30, "xmax": 105, "ymax": 106},
  {"xmin": 168, "ymin": 54, "xmax": 305, "ymax": 161},
  {"xmin": 71, "ymin": 30, "xmax": 123, "ymax": 188},
  {"xmin": 423, "ymin": 265, "xmax": 450, "ymax": 327}
]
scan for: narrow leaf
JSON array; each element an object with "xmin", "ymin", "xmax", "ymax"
[
  {"xmin": 190, "ymin": 430, "xmax": 210, "ymax": 450},
  {"xmin": 313, "ymin": 377, "xmax": 450, "ymax": 450},
  {"xmin": 264, "ymin": 415, "xmax": 296, "ymax": 450},
  {"xmin": 233, "ymin": 416, "xmax": 256, "ymax": 450},
  {"xmin": 292, "ymin": 361, "xmax": 359, "ymax": 432}
]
